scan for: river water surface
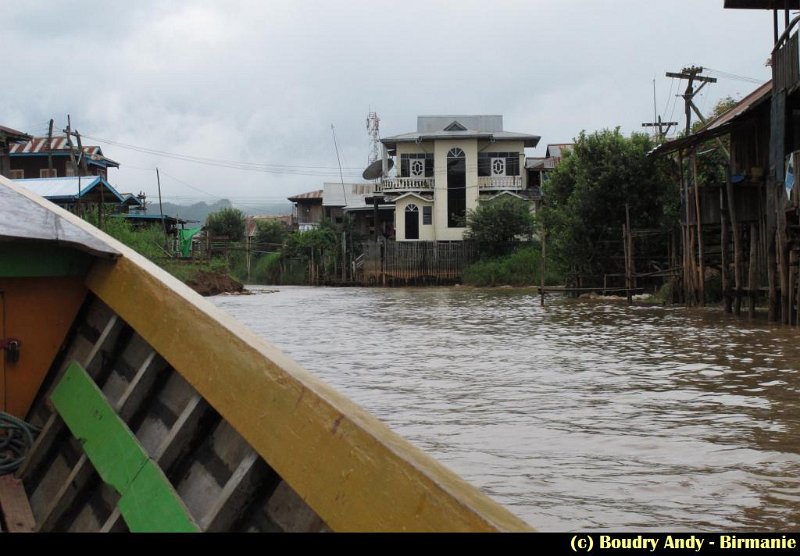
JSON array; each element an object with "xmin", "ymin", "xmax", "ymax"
[{"xmin": 212, "ymin": 286, "xmax": 800, "ymax": 531}]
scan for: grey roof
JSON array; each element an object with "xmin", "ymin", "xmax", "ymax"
[
  {"xmin": 0, "ymin": 176, "xmax": 119, "ymax": 258},
  {"xmin": 545, "ymin": 144, "xmax": 572, "ymax": 158},
  {"xmin": 323, "ymin": 182, "xmax": 375, "ymax": 208},
  {"xmin": 417, "ymin": 115, "xmax": 503, "ymax": 133},
  {"xmin": 525, "ymin": 157, "xmax": 556, "ymax": 170},
  {"xmin": 287, "ymin": 189, "xmax": 323, "ymax": 202},
  {"xmin": 0, "ymin": 125, "xmax": 32, "ymax": 144},
  {"xmin": 383, "ymin": 130, "xmax": 539, "ymax": 148},
  {"xmin": 382, "ymin": 115, "xmax": 540, "ymax": 149}
]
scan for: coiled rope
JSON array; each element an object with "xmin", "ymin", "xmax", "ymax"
[{"xmin": 0, "ymin": 411, "xmax": 40, "ymax": 475}]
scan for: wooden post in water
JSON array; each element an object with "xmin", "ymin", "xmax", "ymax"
[
  {"xmin": 626, "ymin": 202, "xmax": 635, "ymax": 303},
  {"xmin": 789, "ymin": 245, "xmax": 797, "ymax": 325},
  {"xmin": 540, "ymin": 231, "xmax": 546, "ymax": 307},
  {"xmin": 778, "ymin": 195, "xmax": 789, "ymax": 324},
  {"xmin": 720, "ymin": 186, "xmax": 730, "ymax": 313},
  {"xmin": 692, "ymin": 151, "xmax": 705, "ymax": 306},
  {"xmin": 246, "ymin": 234, "xmax": 251, "ymax": 283},
  {"xmin": 749, "ymin": 223, "xmax": 759, "ymax": 318},
  {"xmin": 725, "ymin": 167, "xmax": 743, "ymax": 315},
  {"xmin": 679, "ymin": 151, "xmax": 692, "ymax": 305},
  {"xmin": 622, "ymin": 221, "xmax": 631, "ymax": 304},
  {"xmin": 341, "ymin": 231, "xmax": 347, "ymax": 283}
]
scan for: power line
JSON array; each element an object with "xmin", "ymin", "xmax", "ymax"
[
  {"xmin": 79, "ymin": 133, "xmax": 364, "ymax": 177},
  {"xmin": 702, "ymin": 66, "xmax": 765, "ymax": 85},
  {"xmin": 158, "ymin": 169, "xmax": 228, "ymax": 200}
]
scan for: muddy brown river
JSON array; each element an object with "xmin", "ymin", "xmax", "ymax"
[{"xmin": 212, "ymin": 286, "xmax": 800, "ymax": 531}]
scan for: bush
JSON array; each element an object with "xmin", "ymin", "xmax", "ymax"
[
  {"xmin": 254, "ymin": 219, "xmax": 287, "ymax": 247},
  {"xmin": 252, "ymin": 252, "xmax": 282, "ymax": 284},
  {"xmin": 206, "ymin": 208, "xmax": 246, "ymax": 242},
  {"xmin": 464, "ymin": 197, "xmax": 535, "ymax": 257},
  {"xmin": 462, "ymin": 246, "xmax": 562, "ymax": 287}
]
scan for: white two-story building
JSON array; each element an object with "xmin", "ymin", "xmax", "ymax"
[{"xmin": 379, "ymin": 115, "xmax": 540, "ymax": 242}]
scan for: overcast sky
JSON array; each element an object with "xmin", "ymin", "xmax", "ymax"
[{"xmin": 2, "ymin": 1, "xmax": 777, "ymax": 210}]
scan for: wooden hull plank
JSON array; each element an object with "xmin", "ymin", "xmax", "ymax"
[
  {"xmin": 0, "ymin": 475, "xmax": 35, "ymax": 533},
  {"xmin": 50, "ymin": 361, "xmax": 198, "ymax": 532}
]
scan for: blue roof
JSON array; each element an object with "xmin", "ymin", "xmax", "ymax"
[{"xmin": 13, "ymin": 176, "xmax": 126, "ymax": 203}]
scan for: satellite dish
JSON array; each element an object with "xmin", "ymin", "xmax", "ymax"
[{"xmin": 362, "ymin": 158, "xmax": 394, "ymax": 180}]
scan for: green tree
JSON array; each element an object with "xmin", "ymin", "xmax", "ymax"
[
  {"xmin": 254, "ymin": 219, "xmax": 287, "ymax": 247},
  {"xmin": 691, "ymin": 97, "xmax": 738, "ymax": 189},
  {"xmin": 538, "ymin": 128, "xmax": 677, "ymax": 286},
  {"xmin": 464, "ymin": 196, "xmax": 536, "ymax": 257},
  {"xmin": 205, "ymin": 207, "xmax": 246, "ymax": 242}
]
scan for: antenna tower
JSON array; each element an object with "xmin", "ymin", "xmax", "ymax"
[{"xmin": 366, "ymin": 111, "xmax": 380, "ymax": 164}]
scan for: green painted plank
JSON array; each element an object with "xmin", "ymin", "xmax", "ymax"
[
  {"xmin": 118, "ymin": 460, "xmax": 198, "ymax": 532},
  {"xmin": 51, "ymin": 361, "xmax": 199, "ymax": 532},
  {"xmin": 0, "ymin": 243, "xmax": 91, "ymax": 277},
  {"xmin": 50, "ymin": 362, "xmax": 147, "ymax": 492}
]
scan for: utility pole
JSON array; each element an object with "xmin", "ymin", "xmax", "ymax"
[
  {"xmin": 665, "ymin": 66, "xmax": 719, "ymax": 307},
  {"xmin": 641, "ymin": 116, "xmax": 678, "ymax": 143},
  {"xmin": 63, "ymin": 115, "xmax": 83, "ymax": 214},
  {"xmin": 665, "ymin": 66, "xmax": 717, "ymax": 136},
  {"xmin": 642, "ymin": 78, "xmax": 678, "ymax": 143},
  {"xmin": 46, "ymin": 119, "xmax": 54, "ymax": 173}
]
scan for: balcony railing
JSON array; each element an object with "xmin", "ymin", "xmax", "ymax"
[
  {"xmin": 478, "ymin": 176, "xmax": 523, "ymax": 190},
  {"xmin": 377, "ymin": 177, "xmax": 434, "ymax": 192},
  {"xmin": 773, "ymin": 30, "xmax": 799, "ymax": 92}
]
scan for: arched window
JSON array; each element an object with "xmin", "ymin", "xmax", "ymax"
[
  {"xmin": 447, "ymin": 148, "xmax": 466, "ymax": 227},
  {"xmin": 405, "ymin": 203, "xmax": 420, "ymax": 240}
]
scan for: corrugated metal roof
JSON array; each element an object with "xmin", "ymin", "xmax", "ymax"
[
  {"xmin": 0, "ymin": 176, "xmax": 119, "ymax": 258},
  {"xmin": 323, "ymin": 182, "xmax": 376, "ymax": 208},
  {"xmin": 120, "ymin": 213, "xmax": 186, "ymax": 224},
  {"xmin": 13, "ymin": 176, "xmax": 125, "ymax": 203},
  {"xmin": 525, "ymin": 157, "xmax": 557, "ymax": 170},
  {"xmin": 545, "ymin": 144, "xmax": 573, "ymax": 158},
  {"xmin": 10, "ymin": 136, "xmax": 120, "ymax": 168},
  {"xmin": 703, "ymin": 80, "xmax": 771, "ymax": 132},
  {"xmin": 287, "ymin": 189, "xmax": 323, "ymax": 202},
  {"xmin": 0, "ymin": 125, "xmax": 32, "ymax": 143},
  {"xmin": 650, "ymin": 80, "xmax": 772, "ymax": 156}
]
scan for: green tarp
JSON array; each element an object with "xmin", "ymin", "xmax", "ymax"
[{"xmin": 178, "ymin": 227, "xmax": 202, "ymax": 257}]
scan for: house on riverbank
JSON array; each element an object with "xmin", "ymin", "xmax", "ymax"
[
  {"xmin": 9, "ymin": 135, "xmax": 119, "ymax": 180},
  {"xmin": 377, "ymin": 115, "xmax": 540, "ymax": 242}
]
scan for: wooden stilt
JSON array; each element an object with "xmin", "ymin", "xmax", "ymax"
[
  {"xmin": 749, "ymin": 223, "xmax": 759, "ymax": 318},
  {"xmin": 692, "ymin": 151, "xmax": 705, "ymax": 306},
  {"xmin": 721, "ymin": 187, "xmax": 731, "ymax": 313}
]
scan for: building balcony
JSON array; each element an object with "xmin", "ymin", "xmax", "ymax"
[
  {"xmin": 377, "ymin": 177, "xmax": 434, "ymax": 192},
  {"xmin": 478, "ymin": 176, "xmax": 523, "ymax": 190}
]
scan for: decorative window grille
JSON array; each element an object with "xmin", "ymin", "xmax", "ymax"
[{"xmin": 491, "ymin": 158, "xmax": 506, "ymax": 176}]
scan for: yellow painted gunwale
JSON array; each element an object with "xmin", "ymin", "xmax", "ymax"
[{"xmin": 4, "ymin": 179, "xmax": 533, "ymax": 532}]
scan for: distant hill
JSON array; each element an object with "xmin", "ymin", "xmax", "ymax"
[
  {"xmin": 147, "ymin": 199, "xmax": 293, "ymax": 223},
  {"xmin": 235, "ymin": 203, "xmax": 294, "ymax": 217}
]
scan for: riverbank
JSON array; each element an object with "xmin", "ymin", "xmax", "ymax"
[{"xmin": 157, "ymin": 259, "xmax": 245, "ymax": 296}]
